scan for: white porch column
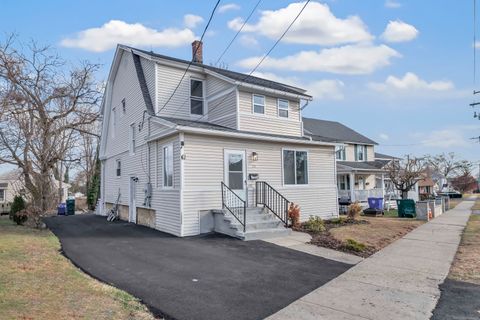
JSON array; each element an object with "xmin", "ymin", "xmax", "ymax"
[
  {"xmin": 381, "ymin": 173, "xmax": 385, "ymax": 198},
  {"xmin": 350, "ymin": 172, "xmax": 355, "ymax": 201}
]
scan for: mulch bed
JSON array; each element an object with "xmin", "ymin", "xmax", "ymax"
[{"xmin": 294, "ymin": 218, "xmax": 376, "ymax": 258}]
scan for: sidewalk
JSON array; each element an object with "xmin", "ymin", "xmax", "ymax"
[{"xmin": 267, "ymin": 200, "xmax": 473, "ymax": 320}]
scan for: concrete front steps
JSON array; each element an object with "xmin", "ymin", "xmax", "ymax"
[{"xmin": 213, "ymin": 207, "xmax": 291, "ymax": 241}]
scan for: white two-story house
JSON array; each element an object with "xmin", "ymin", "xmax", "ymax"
[{"xmin": 98, "ymin": 41, "xmax": 340, "ymax": 240}]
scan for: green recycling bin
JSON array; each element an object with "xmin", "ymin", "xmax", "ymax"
[
  {"xmin": 66, "ymin": 198, "xmax": 75, "ymax": 216},
  {"xmin": 396, "ymin": 199, "xmax": 416, "ymax": 218}
]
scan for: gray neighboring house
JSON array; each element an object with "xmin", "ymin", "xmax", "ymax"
[{"xmin": 98, "ymin": 41, "xmax": 341, "ymax": 240}]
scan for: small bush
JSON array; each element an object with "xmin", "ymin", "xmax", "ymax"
[
  {"xmin": 329, "ymin": 217, "xmax": 347, "ymax": 225},
  {"xmin": 288, "ymin": 203, "xmax": 300, "ymax": 228},
  {"xmin": 347, "ymin": 202, "xmax": 363, "ymax": 220},
  {"xmin": 342, "ymin": 239, "xmax": 366, "ymax": 252},
  {"xmin": 16, "ymin": 206, "xmax": 44, "ymax": 228},
  {"xmin": 304, "ymin": 216, "xmax": 326, "ymax": 233},
  {"xmin": 10, "ymin": 195, "xmax": 26, "ymax": 223}
]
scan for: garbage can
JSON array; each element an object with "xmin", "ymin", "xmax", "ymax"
[
  {"xmin": 66, "ymin": 198, "xmax": 75, "ymax": 216},
  {"xmin": 368, "ymin": 197, "xmax": 384, "ymax": 210},
  {"xmin": 396, "ymin": 199, "xmax": 416, "ymax": 218},
  {"xmin": 57, "ymin": 203, "xmax": 66, "ymax": 215}
]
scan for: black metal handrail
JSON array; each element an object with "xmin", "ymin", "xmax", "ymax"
[
  {"xmin": 221, "ymin": 182, "xmax": 246, "ymax": 232},
  {"xmin": 255, "ymin": 181, "xmax": 290, "ymax": 228}
]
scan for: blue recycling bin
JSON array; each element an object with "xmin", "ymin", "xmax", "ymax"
[
  {"xmin": 57, "ymin": 203, "xmax": 66, "ymax": 215},
  {"xmin": 368, "ymin": 197, "xmax": 384, "ymax": 210}
]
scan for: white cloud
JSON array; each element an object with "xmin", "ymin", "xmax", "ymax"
[
  {"xmin": 381, "ymin": 20, "xmax": 419, "ymax": 43},
  {"xmin": 237, "ymin": 44, "xmax": 400, "ymax": 75},
  {"xmin": 60, "ymin": 20, "xmax": 195, "ymax": 52},
  {"xmin": 228, "ymin": 1, "xmax": 373, "ymax": 46},
  {"xmin": 421, "ymin": 129, "xmax": 469, "ymax": 148},
  {"xmin": 253, "ymin": 71, "xmax": 345, "ymax": 100},
  {"xmin": 379, "ymin": 133, "xmax": 389, "ymax": 141},
  {"xmin": 218, "ymin": 3, "xmax": 241, "ymax": 13},
  {"xmin": 369, "ymin": 72, "xmax": 454, "ymax": 92},
  {"xmin": 239, "ymin": 35, "xmax": 259, "ymax": 46},
  {"xmin": 475, "ymin": 41, "xmax": 480, "ymax": 49},
  {"xmin": 385, "ymin": 0, "xmax": 402, "ymax": 8},
  {"xmin": 183, "ymin": 14, "xmax": 204, "ymax": 28}
]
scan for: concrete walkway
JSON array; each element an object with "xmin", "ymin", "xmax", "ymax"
[{"xmin": 267, "ymin": 200, "xmax": 473, "ymax": 320}]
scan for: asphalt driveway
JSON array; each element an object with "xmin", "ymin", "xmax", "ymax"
[{"xmin": 45, "ymin": 215, "xmax": 351, "ymax": 320}]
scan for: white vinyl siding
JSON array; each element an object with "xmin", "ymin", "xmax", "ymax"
[
  {"xmin": 238, "ymin": 90, "xmax": 302, "ymax": 137},
  {"xmin": 182, "ymin": 133, "xmax": 337, "ymax": 235},
  {"xmin": 278, "ymin": 99, "xmax": 289, "ymax": 118}
]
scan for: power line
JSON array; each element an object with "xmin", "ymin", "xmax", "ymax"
[
  {"xmin": 156, "ymin": 0, "xmax": 221, "ymax": 115},
  {"xmin": 215, "ymin": 0, "xmax": 262, "ymax": 66},
  {"xmin": 194, "ymin": 0, "xmax": 311, "ymax": 123}
]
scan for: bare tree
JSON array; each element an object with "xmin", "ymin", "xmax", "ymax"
[
  {"xmin": 386, "ymin": 156, "xmax": 427, "ymax": 199},
  {"xmin": 0, "ymin": 35, "xmax": 101, "ymax": 211},
  {"xmin": 426, "ymin": 153, "xmax": 463, "ymax": 182}
]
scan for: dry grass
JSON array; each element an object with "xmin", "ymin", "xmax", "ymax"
[
  {"xmin": 0, "ymin": 217, "xmax": 156, "ymax": 320},
  {"xmin": 449, "ymin": 212, "xmax": 480, "ymax": 285},
  {"xmin": 328, "ymin": 217, "xmax": 424, "ymax": 253}
]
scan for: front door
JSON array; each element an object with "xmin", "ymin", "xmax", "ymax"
[
  {"xmin": 129, "ymin": 177, "xmax": 136, "ymax": 223},
  {"xmin": 224, "ymin": 150, "xmax": 246, "ymax": 201}
]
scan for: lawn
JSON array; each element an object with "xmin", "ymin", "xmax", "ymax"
[
  {"xmin": 302, "ymin": 214, "xmax": 424, "ymax": 257},
  {"xmin": 0, "ymin": 216, "xmax": 155, "ymax": 320},
  {"xmin": 449, "ymin": 212, "xmax": 480, "ymax": 284}
]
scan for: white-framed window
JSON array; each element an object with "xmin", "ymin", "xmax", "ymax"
[
  {"xmin": 0, "ymin": 189, "xmax": 5, "ymax": 202},
  {"xmin": 283, "ymin": 149, "xmax": 308, "ymax": 185},
  {"xmin": 277, "ymin": 99, "xmax": 289, "ymax": 118},
  {"xmin": 253, "ymin": 94, "xmax": 265, "ymax": 114},
  {"xmin": 122, "ymin": 98, "xmax": 126, "ymax": 114},
  {"xmin": 336, "ymin": 146, "xmax": 346, "ymax": 160},
  {"xmin": 338, "ymin": 175, "xmax": 350, "ymax": 190},
  {"xmin": 129, "ymin": 123, "xmax": 136, "ymax": 155},
  {"xmin": 190, "ymin": 79, "xmax": 204, "ymax": 115},
  {"xmin": 116, "ymin": 159, "xmax": 121, "ymax": 177},
  {"xmin": 355, "ymin": 145, "xmax": 367, "ymax": 161},
  {"xmin": 163, "ymin": 144, "xmax": 174, "ymax": 187}
]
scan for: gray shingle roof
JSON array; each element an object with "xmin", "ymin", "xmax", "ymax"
[
  {"xmin": 337, "ymin": 161, "xmax": 388, "ymax": 171},
  {"xmin": 157, "ymin": 116, "xmax": 315, "ymax": 142},
  {"xmin": 132, "ymin": 53, "xmax": 155, "ymax": 116},
  {"xmin": 302, "ymin": 117, "xmax": 377, "ymax": 145},
  {"xmin": 374, "ymin": 152, "xmax": 397, "ymax": 159},
  {"xmin": 126, "ymin": 46, "xmax": 311, "ymax": 97}
]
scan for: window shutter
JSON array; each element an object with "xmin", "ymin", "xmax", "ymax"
[
  {"xmin": 354, "ymin": 145, "xmax": 358, "ymax": 161},
  {"xmin": 364, "ymin": 146, "xmax": 367, "ymax": 161}
]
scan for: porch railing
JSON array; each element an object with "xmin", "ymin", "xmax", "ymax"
[
  {"xmin": 338, "ymin": 188, "xmax": 384, "ymax": 202},
  {"xmin": 221, "ymin": 182, "xmax": 246, "ymax": 232},
  {"xmin": 255, "ymin": 181, "xmax": 290, "ymax": 228}
]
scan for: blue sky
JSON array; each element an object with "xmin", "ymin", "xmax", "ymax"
[{"xmin": 1, "ymin": 0, "xmax": 478, "ymax": 169}]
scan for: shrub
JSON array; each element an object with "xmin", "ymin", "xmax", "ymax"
[
  {"xmin": 10, "ymin": 195, "xmax": 26, "ymax": 223},
  {"xmin": 288, "ymin": 203, "xmax": 300, "ymax": 228},
  {"xmin": 304, "ymin": 216, "xmax": 326, "ymax": 233},
  {"xmin": 342, "ymin": 239, "xmax": 366, "ymax": 252},
  {"xmin": 347, "ymin": 202, "xmax": 363, "ymax": 220},
  {"xmin": 329, "ymin": 217, "xmax": 347, "ymax": 225},
  {"xmin": 16, "ymin": 206, "xmax": 44, "ymax": 228}
]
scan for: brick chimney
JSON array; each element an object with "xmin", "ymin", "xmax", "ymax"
[{"xmin": 192, "ymin": 40, "xmax": 203, "ymax": 64}]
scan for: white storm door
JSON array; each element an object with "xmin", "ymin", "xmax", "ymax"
[
  {"xmin": 129, "ymin": 177, "xmax": 136, "ymax": 223},
  {"xmin": 224, "ymin": 150, "xmax": 246, "ymax": 201}
]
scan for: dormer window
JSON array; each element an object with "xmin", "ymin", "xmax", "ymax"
[
  {"xmin": 278, "ymin": 99, "xmax": 289, "ymax": 118},
  {"xmin": 253, "ymin": 94, "xmax": 265, "ymax": 114},
  {"xmin": 190, "ymin": 79, "xmax": 204, "ymax": 115},
  {"xmin": 336, "ymin": 146, "xmax": 346, "ymax": 160},
  {"xmin": 355, "ymin": 145, "xmax": 367, "ymax": 161}
]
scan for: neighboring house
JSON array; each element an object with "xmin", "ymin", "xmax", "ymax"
[
  {"xmin": 98, "ymin": 41, "xmax": 340, "ymax": 239},
  {"xmin": 302, "ymin": 118, "xmax": 390, "ymax": 203},
  {"xmin": 0, "ymin": 168, "xmax": 70, "ymax": 214}
]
